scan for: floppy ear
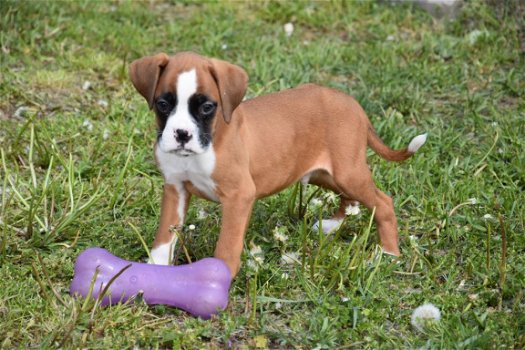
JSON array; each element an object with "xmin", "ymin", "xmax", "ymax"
[
  {"xmin": 129, "ymin": 53, "xmax": 170, "ymax": 109},
  {"xmin": 209, "ymin": 59, "xmax": 248, "ymax": 123}
]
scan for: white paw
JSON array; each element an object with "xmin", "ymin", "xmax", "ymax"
[
  {"xmin": 382, "ymin": 249, "xmax": 400, "ymax": 257},
  {"xmin": 312, "ymin": 219, "xmax": 343, "ymax": 234},
  {"xmin": 148, "ymin": 241, "xmax": 176, "ymax": 265}
]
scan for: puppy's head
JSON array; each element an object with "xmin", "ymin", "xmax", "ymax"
[{"xmin": 129, "ymin": 52, "xmax": 248, "ymax": 156}]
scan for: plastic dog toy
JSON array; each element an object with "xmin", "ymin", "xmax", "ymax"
[{"xmin": 70, "ymin": 248, "xmax": 231, "ymax": 319}]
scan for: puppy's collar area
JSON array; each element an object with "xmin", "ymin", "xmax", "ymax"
[{"xmin": 155, "ymin": 143, "xmax": 218, "ymax": 202}]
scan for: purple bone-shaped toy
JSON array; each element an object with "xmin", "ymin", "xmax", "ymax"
[{"xmin": 70, "ymin": 248, "xmax": 231, "ymax": 319}]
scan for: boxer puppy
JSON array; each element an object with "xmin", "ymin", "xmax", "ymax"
[{"xmin": 129, "ymin": 52, "xmax": 426, "ymax": 278}]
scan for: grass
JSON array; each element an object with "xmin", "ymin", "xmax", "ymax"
[{"xmin": 1, "ymin": 0, "xmax": 524, "ymax": 348}]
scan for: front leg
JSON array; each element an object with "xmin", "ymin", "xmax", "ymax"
[
  {"xmin": 214, "ymin": 189, "xmax": 255, "ymax": 278},
  {"xmin": 150, "ymin": 182, "xmax": 190, "ymax": 265}
]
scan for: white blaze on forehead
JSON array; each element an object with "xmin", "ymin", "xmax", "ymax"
[
  {"xmin": 176, "ymin": 69, "xmax": 198, "ymax": 101},
  {"xmin": 170, "ymin": 68, "xmax": 198, "ymax": 130}
]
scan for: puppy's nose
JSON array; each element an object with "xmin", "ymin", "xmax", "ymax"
[{"xmin": 175, "ymin": 129, "xmax": 192, "ymax": 144}]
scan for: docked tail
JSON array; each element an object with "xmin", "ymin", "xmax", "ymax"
[{"xmin": 367, "ymin": 125, "xmax": 427, "ymax": 162}]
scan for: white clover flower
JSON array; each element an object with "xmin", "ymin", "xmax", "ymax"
[
  {"xmin": 221, "ymin": 43, "xmax": 228, "ymax": 50},
  {"xmin": 458, "ymin": 279, "xmax": 466, "ymax": 289},
  {"xmin": 411, "ymin": 303, "xmax": 441, "ymax": 331},
  {"xmin": 323, "ymin": 192, "xmax": 338, "ymax": 205},
  {"xmin": 97, "ymin": 99, "xmax": 108, "ymax": 108},
  {"xmin": 247, "ymin": 242, "xmax": 264, "ymax": 271},
  {"xmin": 345, "ymin": 202, "xmax": 360, "ymax": 216},
  {"xmin": 14, "ymin": 106, "xmax": 29, "ymax": 119},
  {"xmin": 468, "ymin": 293, "xmax": 479, "ymax": 301},
  {"xmin": 468, "ymin": 198, "xmax": 477, "ymax": 205},
  {"xmin": 483, "ymin": 214, "xmax": 494, "ymax": 220},
  {"xmin": 467, "ymin": 29, "xmax": 488, "ymax": 45},
  {"xmin": 273, "ymin": 226, "xmax": 289, "ymax": 242},
  {"xmin": 246, "ymin": 259, "xmax": 258, "ymax": 270},
  {"xmin": 274, "ymin": 232, "xmax": 288, "ymax": 242},
  {"xmin": 188, "ymin": 224, "xmax": 196, "ymax": 231},
  {"xmin": 310, "ymin": 198, "xmax": 323, "ymax": 208},
  {"xmin": 197, "ymin": 209, "xmax": 208, "ymax": 219},
  {"xmin": 284, "ymin": 22, "xmax": 294, "ymax": 37},
  {"xmin": 102, "ymin": 129, "xmax": 110, "ymax": 140},
  {"xmin": 249, "ymin": 243, "xmax": 263, "ymax": 256},
  {"xmin": 82, "ymin": 119, "xmax": 93, "ymax": 131},
  {"xmin": 280, "ymin": 251, "xmax": 300, "ymax": 265}
]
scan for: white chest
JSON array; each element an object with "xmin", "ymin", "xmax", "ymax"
[{"xmin": 155, "ymin": 145, "xmax": 219, "ymax": 202}]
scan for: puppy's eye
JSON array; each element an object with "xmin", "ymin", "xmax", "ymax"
[
  {"xmin": 199, "ymin": 101, "xmax": 216, "ymax": 116},
  {"xmin": 156, "ymin": 100, "xmax": 171, "ymax": 114}
]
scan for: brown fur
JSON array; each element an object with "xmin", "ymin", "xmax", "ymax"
[{"xmin": 130, "ymin": 52, "xmax": 422, "ymax": 278}]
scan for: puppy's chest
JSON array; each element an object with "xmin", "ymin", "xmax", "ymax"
[{"xmin": 156, "ymin": 147, "xmax": 219, "ymax": 201}]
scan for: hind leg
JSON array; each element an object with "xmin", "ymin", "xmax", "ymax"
[
  {"xmin": 331, "ymin": 197, "xmax": 360, "ymax": 219},
  {"xmin": 334, "ymin": 167, "xmax": 400, "ymax": 256},
  {"xmin": 312, "ymin": 196, "xmax": 361, "ymax": 234},
  {"xmin": 309, "ymin": 172, "xmax": 359, "ymax": 234}
]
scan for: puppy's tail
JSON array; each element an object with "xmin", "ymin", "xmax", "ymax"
[{"xmin": 367, "ymin": 125, "xmax": 427, "ymax": 162}]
